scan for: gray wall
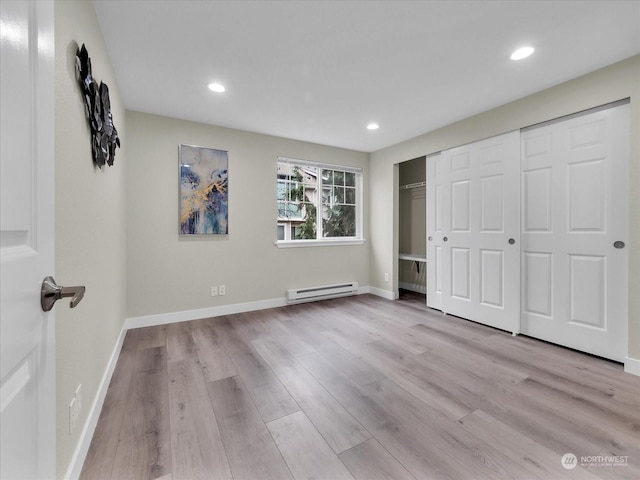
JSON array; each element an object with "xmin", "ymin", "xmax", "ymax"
[
  {"xmin": 55, "ymin": 1, "xmax": 127, "ymax": 477},
  {"xmin": 126, "ymin": 112, "xmax": 370, "ymax": 318},
  {"xmin": 369, "ymin": 55, "xmax": 640, "ymax": 361}
]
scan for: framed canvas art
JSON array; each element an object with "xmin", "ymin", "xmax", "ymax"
[{"xmin": 179, "ymin": 144, "xmax": 229, "ymax": 235}]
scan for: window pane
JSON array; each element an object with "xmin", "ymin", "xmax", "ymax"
[
  {"xmin": 295, "ymin": 201, "xmax": 317, "ymax": 239},
  {"xmin": 334, "ymin": 186, "xmax": 345, "ymax": 203},
  {"xmin": 277, "ymin": 181, "xmax": 287, "ymax": 200},
  {"xmin": 277, "ymin": 225, "xmax": 285, "ymax": 240},
  {"xmin": 293, "ymin": 202, "xmax": 303, "ymax": 218},
  {"xmin": 323, "ymin": 204, "xmax": 356, "ymax": 237},
  {"xmin": 345, "ymin": 172, "xmax": 355, "ymax": 187},
  {"xmin": 345, "ymin": 187, "xmax": 355, "ymax": 204},
  {"xmin": 302, "ymin": 166, "xmax": 319, "ymax": 184},
  {"xmin": 334, "ymin": 171, "xmax": 344, "ymax": 185},
  {"xmin": 322, "ymin": 187, "xmax": 332, "ymax": 204},
  {"xmin": 322, "ymin": 169, "xmax": 333, "ymax": 185}
]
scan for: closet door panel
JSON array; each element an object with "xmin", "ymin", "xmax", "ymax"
[
  {"xmin": 426, "ymin": 153, "xmax": 444, "ymax": 310},
  {"xmin": 522, "ymin": 251, "xmax": 553, "ymax": 319},
  {"xmin": 480, "ymin": 249, "xmax": 503, "ymax": 308},
  {"xmin": 439, "ymin": 131, "xmax": 520, "ymax": 332},
  {"xmin": 481, "ymin": 175, "xmax": 503, "ymax": 232},
  {"xmin": 520, "ymin": 103, "xmax": 629, "ymax": 362},
  {"xmin": 450, "ymin": 247, "xmax": 470, "ymax": 300}
]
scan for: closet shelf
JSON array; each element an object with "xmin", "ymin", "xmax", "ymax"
[{"xmin": 398, "ymin": 253, "xmax": 427, "ymax": 273}]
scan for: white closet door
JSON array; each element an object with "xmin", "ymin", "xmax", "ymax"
[
  {"xmin": 429, "ymin": 131, "xmax": 520, "ymax": 332},
  {"xmin": 520, "ymin": 104, "xmax": 629, "ymax": 362},
  {"xmin": 426, "ymin": 153, "xmax": 443, "ymax": 310}
]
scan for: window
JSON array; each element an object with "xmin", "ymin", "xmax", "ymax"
[{"xmin": 277, "ymin": 157, "xmax": 363, "ymax": 246}]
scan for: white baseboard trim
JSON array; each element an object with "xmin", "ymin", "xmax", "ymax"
[
  {"xmin": 398, "ymin": 282, "xmax": 427, "ymax": 294},
  {"xmin": 126, "ymin": 297, "xmax": 288, "ymax": 329},
  {"xmin": 357, "ymin": 285, "xmax": 371, "ymax": 295},
  {"xmin": 368, "ymin": 286, "xmax": 398, "ymax": 300},
  {"xmin": 624, "ymin": 356, "xmax": 640, "ymax": 376},
  {"xmin": 64, "ymin": 321, "xmax": 128, "ymax": 480}
]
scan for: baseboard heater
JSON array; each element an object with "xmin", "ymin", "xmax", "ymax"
[{"xmin": 286, "ymin": 282, "xmax": 359, "ymax": 305}]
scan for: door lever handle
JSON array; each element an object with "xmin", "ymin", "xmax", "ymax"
[{"xmin": 41, "ymin": 276, "xmax": 86, "ymax": 312}]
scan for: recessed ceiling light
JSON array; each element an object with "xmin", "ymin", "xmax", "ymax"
[
  {"xmin": 208, "ymin": 82, "xmax": 226, "ymax": 93},
  {"xmin": 510, "ymin": 46, "xmax": 535, "ymax": 61},
  {"xmin": 367, "ymin": 123, "xmax": 379, "ymax": 130}
]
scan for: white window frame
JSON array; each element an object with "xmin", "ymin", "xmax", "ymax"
[{"xmin": 276, "ymin": 156, "xmax": 365, "ymax": 248}]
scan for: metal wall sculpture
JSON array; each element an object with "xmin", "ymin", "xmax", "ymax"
[{"xmin": 75, "ymin": 44, "xmax": 120, "ymax": 167}]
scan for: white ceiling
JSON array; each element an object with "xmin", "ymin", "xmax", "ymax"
[{"xmin": 93, "ymin": 0, "xmax": 640, "ymax": 153}]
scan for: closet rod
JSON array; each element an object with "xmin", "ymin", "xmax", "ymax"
[{"xmin": 399, "ymin": 181, "xmax": 426, "ymax": 190}]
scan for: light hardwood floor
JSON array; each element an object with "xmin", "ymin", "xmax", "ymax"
[{"xmin": 80, "ymin": 293, "xmax": 640, "ymax": 480}]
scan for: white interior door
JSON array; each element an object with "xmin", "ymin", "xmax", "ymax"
[
  {"xmin": 1, "ymin": 1, "xmax": 56, "ymax": 478},
  {"xmin": 426, "ymin": 153, "xmax": 443, "ymax": 310},
  {"xmin": 520, "ymin": 103, "xmax": 629, "ymax": 362},
  {"xmin": 430, "ymin": 131, "xmax": 520, "ymax": 332}
]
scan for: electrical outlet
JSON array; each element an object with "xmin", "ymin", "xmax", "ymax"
[
  {"xmin": 219, "ymin": 285, "xmax": 226, "ymax": 296},
  {"xmin": 210, "ymin": 286, "xmax": 218, "ymax": 297},
  {"xmin": 384, "ymin": 272, "xmax": 389, "ymax": 282}
]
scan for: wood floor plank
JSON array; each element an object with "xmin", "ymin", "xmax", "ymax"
[
  {"xmin": 252, "ymin": 337, "xmax": 372, "ymax": 454},
  {"xmin": 298, "ymin": 350, "xmax": 502, "ymax": 480},
  {"xmin": 256, "ymin": 309, "xmax": 316, "ymax": 357},
  {"xmin": 468, "ymin": 375, "xmax": 621, "ymax": 459},
  {"xmin": 320, "ymin": 331, "xmax": 472, "ymax": 420},
  {"xmin": 337, "ymin": 310, "xmax": 430, "ymax": 355},
  {"xmin": 513, "ymin": 378, "xmax": 640, "ymax": 460},
  {"xmin": 115, "ymin": 347, "xmax": 171, "ymax": 479},
  {"xmin": 214, "ymin": 317, "xmax": 300, "ymax": 422},
  {"xmin": 295, "ymin": 351, "xmax": 398, "ymax": 434},
  {"xmin": 226, "ymin": 311, "xmax": 270, "ymax": 343},
  {"xmin": 339, "ymin": 438, "xmax": 416, "ymax": 480},
  {"xmin": 267, "ymin": 411, "xmax": 355, "ymax": 480},
  {"xmin": 166, "ymin": 321, "xmax": 198, "ymax": 362},
  {"xmin": 297, "ymin": 354, "xmax": 456, "ymax": 479},
  {"xmin": 137, "ymin": 325, "xmax": 168, "ymax": 351},
  {"xmin": 365, "ymin": 378, "xmax": 542, "ymax": 480},
  {"xmin": 280, "ymin": 318, "xmax": 386, "ymax": 386},
  {"xmin": 111, "ymin": 433, "xmax": 169, "ymax": 480},
  {"xmin": 487, "ymin": 333, "xmax": 639, "ymax": 396},
  {"xmin": 347, "ymin": 295, "xmax": 424, "ymax": 328},
  {"xmin": 611, "ymin": 390, "xmax": 640, "ymax": 410},
  {"xmin": 191, "ymin": 320, "xmax": 237, "ymax": 382},
  {"xmin": 592, "ymin": 447, "xmax": 639, "ymax": 480},
  {"xmin": 424, "ymin": 336, "xmax": 530, "ymax": 386},
  {"xmin": 167, "ymin": 358, "xmax": 232, "ymax": 480},
  {"xmin": 80, "ymin": 329, "xmax": 140, "ymax": 480},
  {"xmin": 316, "ymin": 341, "xmax": 385, "ymax": 386},
  {"xmin": 207, "ymin": 376, "xmax": 293, "ymax": 480},
  {"xmin": 458, "ymin": 409, "xmax": 602, "ymax": 480}
]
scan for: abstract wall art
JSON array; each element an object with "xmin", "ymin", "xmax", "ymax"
[{"xmin": 179, "ymin": 144, "xmax": 229, "ymax": 235}]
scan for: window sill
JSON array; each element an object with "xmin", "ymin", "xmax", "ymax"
[{"xmin": 275, "ymin": 238, "xmax": 366, "ymax": 248}]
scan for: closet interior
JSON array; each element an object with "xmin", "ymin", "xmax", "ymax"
[{"xmin": 398, "ymin": 156, "xmax": 426, "ymax": 296}]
